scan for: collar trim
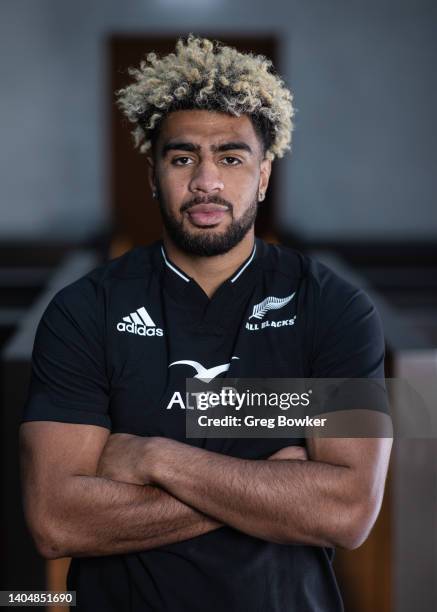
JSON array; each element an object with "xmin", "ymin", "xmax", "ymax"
[
  {"xmin": 161, "ymin": 246, "xmax": 190, "ymax": 283},
  {"xmin": 230, "ymin": 243, "xmax": 257, "ymax": 283},
  {"xmin": 161, "ymin": 241, "xmax": 257, "ymax": 285}
]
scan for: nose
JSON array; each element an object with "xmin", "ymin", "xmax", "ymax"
[{"xmin": 188, "ymin": 160, "xmax": 224, "ymax": 195}]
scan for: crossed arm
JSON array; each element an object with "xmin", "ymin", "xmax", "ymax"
[{"xmin": 19, "ymin": 418, "xmax": 392, "ymax": 560}]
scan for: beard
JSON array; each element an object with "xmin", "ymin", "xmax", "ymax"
[{"xmin": 157, "ymin": 189, "xmax": 258, "ymax": 257}]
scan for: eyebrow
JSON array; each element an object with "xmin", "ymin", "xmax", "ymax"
[
  {"xmin": 161, "ymin": 141, "xmax": 253, "ymax": 156},
  {"xmin": 161, "ymin": 142, "xmax": 199, "ymax": 156},
  {"xmin": 213, "ymin": 142, "xmax": 253, "ymax": 154}
]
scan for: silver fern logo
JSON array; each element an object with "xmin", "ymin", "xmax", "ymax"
[
  {"xmin": 249, "ymin": 293, "xmax": 295, "ymax": 320},
  {"xmin": 246, "ymin": 292, "xmax": 297, "ymax": 332}
]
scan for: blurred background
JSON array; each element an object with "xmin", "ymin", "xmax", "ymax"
[{"xmin": 0, "ymin": 0, "xmax": 436, "ymax": 610}]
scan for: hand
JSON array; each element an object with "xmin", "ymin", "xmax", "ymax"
[
  {"xmin": 268, "ymin": 445, "xmax": 308, "ymax": 462},
  {"xmin": 97, "ymin": 433, "xmax": 159, "ymax": 486}
]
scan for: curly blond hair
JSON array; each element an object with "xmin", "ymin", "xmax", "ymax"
[{"xmin": 116, "ymin": 34, "xmax": 295, "ymax": 160}]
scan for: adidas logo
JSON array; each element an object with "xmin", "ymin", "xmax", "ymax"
[{"xmin": 117, "ymin": 306, "xmax": 164, "ymax": 337}]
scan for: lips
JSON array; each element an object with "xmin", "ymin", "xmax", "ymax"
[{"xmin": 185, "ymin": 203, "xmax": 229, "ymax": 227}]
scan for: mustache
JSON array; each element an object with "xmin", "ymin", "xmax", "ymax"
[{"xmin": 180, "ymin": 195, "xmax": 233, "ymax": 213}]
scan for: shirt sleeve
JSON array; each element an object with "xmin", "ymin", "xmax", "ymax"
[
  {"xmin": 309, "ymin": 261, "xmax": 385, "ymax": 378},
  {"xmin": 22, "ymin": 275, "xmax": 111, "ymax": 429},
  {"xmin": 307, "ymin": 260, "xmax": 389, "ymax": 415}
]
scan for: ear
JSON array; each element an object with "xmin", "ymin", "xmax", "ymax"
[
  {"xmin": 258, "ymin": 158, "xmax": 272, "ymax": 198},
  {"xmin": 146, "ymin": 156, "xmax": 156, "ymax": 194}
]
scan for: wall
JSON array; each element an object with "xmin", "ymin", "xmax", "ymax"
[{"xmin": 0, "ymin": 0, "xmax": 435, "ymax": 240}]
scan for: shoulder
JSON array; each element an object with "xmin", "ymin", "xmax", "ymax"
[
  {"xmin": 305, "ymin": 256, "xmax": 372, "ymax": 312},
  {"xmin": 256, "ymin": 240, "xmax": 307, "ymax": 283},
  {"xmin": 259, "ymin": 240, "xmax": 366, "ymax": 304},
  {"xmin": 261, "ymin": 242, "xmax": 383, "ymax": 363},
  {"xmin": 299, "ymin": 254, "xmax": 380, "ymax": 346},
  {"xmin": 37, "ymin": 244, "xmax": 159, "ymax": 337},
  {"xmin": 50, "ymin": 243, "xmax": 157, "ymax": 309}
]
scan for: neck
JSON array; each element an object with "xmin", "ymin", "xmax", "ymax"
[{"xmin": 162, "ymin": 231, "xmax": 255, "ymax": 298}]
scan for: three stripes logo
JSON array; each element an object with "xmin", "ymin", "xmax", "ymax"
[{"xmin": 117, "ymin": 306, "xmax": 164, "ymax": 337}]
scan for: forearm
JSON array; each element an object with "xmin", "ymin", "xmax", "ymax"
[
  {"xmin": 37, "ymin": 476, "xmax": 221, "ymax": 559},
  {"xmin": 152, "ymin": 444, "xmax": 359, "ymax": 548}
]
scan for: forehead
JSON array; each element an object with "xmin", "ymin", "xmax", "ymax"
[{"xmin": 157, "ymin": 110, "xmax": 260, "ymax": 149}]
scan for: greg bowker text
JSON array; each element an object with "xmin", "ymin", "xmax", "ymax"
[{"xmin": 197, "ymin": 415, "xmax": 327, "ymax": 428}]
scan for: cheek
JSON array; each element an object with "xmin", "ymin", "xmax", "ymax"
[
  {"xmin": 159, "ymin": 174, "xmax": 189, "ymax": 203},
  {"xmin": 161, "ymin": 181, "xmax": 187, "ymax": 211},
  {"xmin": 227, "ymin": 170, "xmax": 259, "ymax": 199},
  {"xmin": 229, "ymin": 164, "xmax": 259, "ymax": 186}
]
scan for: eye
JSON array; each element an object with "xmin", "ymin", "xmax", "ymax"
[
  {"xmin": 172, "ymin": 156, "xmax": 194, "ymax": 166},
  {"xmin": 221, "ymin": 156, "xmax": 242, "ymax": 166}
]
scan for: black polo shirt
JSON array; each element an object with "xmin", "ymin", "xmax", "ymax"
[{"xmin": 22, "ymin": 238, "xmax": 386, "ymax": 612}]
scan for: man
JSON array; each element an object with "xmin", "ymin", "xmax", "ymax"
[{"xmin": 20, "ymin": 35, "xmax": 392, "ymax": 611}]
